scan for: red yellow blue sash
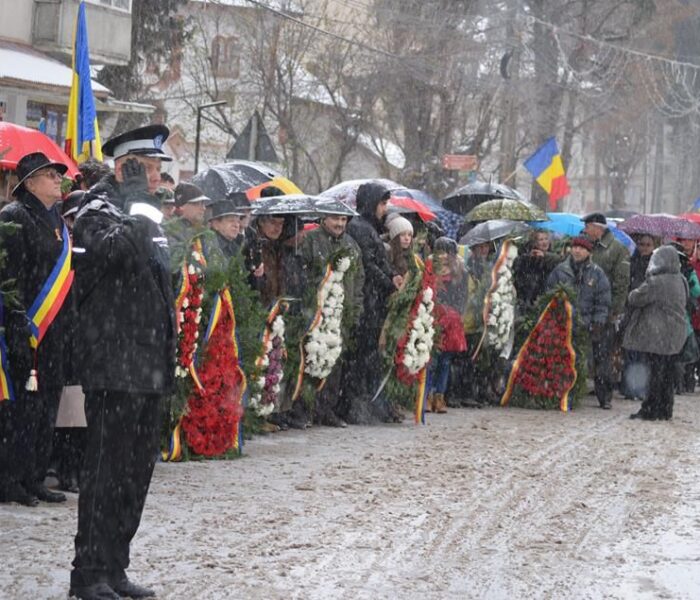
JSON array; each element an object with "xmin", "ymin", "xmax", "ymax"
[
  {"xmin": 27, "ymin": 223, "xmax": 74, "ymax": 349},
  {"xmin": 0, "ymin": 295, "xmax": 15, "ymax": 402}
]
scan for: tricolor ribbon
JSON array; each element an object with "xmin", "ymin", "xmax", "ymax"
[
  {"xmin": 221, "ymin": 288, "xmax": 247, "ymax": 453},
  {"xmin": 161, "ymin": 418, "xmax": 183, "ymax": 462},
  {"xmin": 27, "ymin": 223, "xmax": 74, "ymax": 349},
  {"xmin": 0, "ymin": 295, "xmax": 15, "ymax": 402},
  {"xmin": 291, "ymin": 263, "xmax": 333, "ymax": 401},
  {"xmin": 414, "ymin": 367, "xmax": 428, "ymax": 425}
]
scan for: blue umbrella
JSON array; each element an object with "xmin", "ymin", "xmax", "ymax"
[
  {"xmin": 530, "ymin": 212, "xmax": 583, "ymax": 236},
  {"xmin": 607, "ymin": 221, "xmax": 636, "ymax": 254}
]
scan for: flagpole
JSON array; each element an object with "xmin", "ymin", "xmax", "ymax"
[{"xmin": 501, "ymin": 163, "xmax": 525, "ymax": 185}]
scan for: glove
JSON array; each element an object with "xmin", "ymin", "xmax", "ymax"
[
  {"xmin": 120, "ymin": 158, "xmax": 157, "ymax": 207},
  {"xmin": 589, "ymin": 322, "xmax": 604, "ymax": 340}
]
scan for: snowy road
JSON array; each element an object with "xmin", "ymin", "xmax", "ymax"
[{"xmin": 2, "ymin": 394, "xmax": 700, "ymax": 599}]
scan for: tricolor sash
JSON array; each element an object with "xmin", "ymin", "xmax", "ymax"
[
  {"xmin": 24, "ymin": 223, "xmax": 74, "ymax": 391},
  {"xmin": 27, "ymin": 223, "xmax": 74, "ymax": 349},
  {"xmin": 0, "ymin": 295, "xmax": 16, "ymax": 402}
]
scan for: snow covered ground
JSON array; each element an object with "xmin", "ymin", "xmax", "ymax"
[{"xmin": 2, "ymin": 393, "xmax": 700, "ymax": 599}]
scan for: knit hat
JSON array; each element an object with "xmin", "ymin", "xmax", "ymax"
[
  {"xmin": 386, "ymin": 215, "xmax": 413, "ymax": 240},
  {"xmin": 571, "ymin": 235, "xmax": 594, "ymax": 251}
]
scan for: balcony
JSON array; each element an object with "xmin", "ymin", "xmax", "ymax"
[{"xmin": 32, "ymin": 0, "xmax": 131, "ymax": 66}]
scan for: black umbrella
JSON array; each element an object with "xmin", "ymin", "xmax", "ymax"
[
  {"xmin": 191, "ymin": 160, "xmax": 284, "ymax": 201},
  {"xmin": 313, "ymin": 197, "xmax": 358, "ymax": 217},
  {"xmin": 251, "ymin": 194, "xmax": 319, "ymax": 216},
  {"xmin": 459, "ymin": 219, "xmax": 528, "ymax": 246},
  {"xmin": 443, "ymin": 181, "xmax": 527, "ymax": 215}
]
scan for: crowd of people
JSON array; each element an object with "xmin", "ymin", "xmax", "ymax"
[{"xmin": 0, "ymin": 123, "xmax": 695, "ymax": 599}]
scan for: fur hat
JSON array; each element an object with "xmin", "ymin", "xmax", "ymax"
[{"xmin": 386, "ymin": 215, "xmax": 413, "ymax": 240}]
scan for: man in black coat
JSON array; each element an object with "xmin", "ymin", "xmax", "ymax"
[
  {"xmin": 0, "ymin": 152, "xmax": 74, "ymax": 507},
  {"xmin": 69, "ymin": 125, "xmax": 177, "ymax": 600},
  {"xmin": 343, "ymin": 182, "xmax": 402, "ymax": 423}
]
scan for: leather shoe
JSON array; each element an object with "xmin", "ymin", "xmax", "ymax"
[
  {"xmin": 31, "ymin": 484, "xmax": 66, "ymax": 503},
  {"xmin": 69, "ymin": 582, "xmax": 120, "ymax": 600},
  {"xmin": 3, "ymin": 481, "xmax": 39, "ymax": 507},
  {"xmin": 112, "ymin": 578, "xmax": 155, "ymax": 598}
]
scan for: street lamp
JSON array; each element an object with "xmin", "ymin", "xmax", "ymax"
[{"xmin": 194, "ymin": 100, "xmax": 227, "ymax": 174}]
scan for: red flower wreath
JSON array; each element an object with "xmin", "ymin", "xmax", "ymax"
[{"xmin": 181, "ymin": 308, "xmax": 244, "ymax": 456}]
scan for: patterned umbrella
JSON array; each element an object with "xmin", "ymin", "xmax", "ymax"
[
  {"xmin": 459, "ymin": 219, "xmax": 528, "ymax": 246},
  {"xmin": 251, "ymin": 194, "xmax": 318, "ymax": 216},
  {"xmin": 618, "ymin": 213, "xmax": 700, "ymax": 239},
  {"xmin": 465, "ymin": 198, "xmax": 548, "ymax": 222}
]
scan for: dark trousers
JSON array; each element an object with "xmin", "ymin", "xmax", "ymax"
[
  {"xmin": 0, "ymin": 387, "xmax": 62, "ymax": 493},
  {"xmin": 640, "ymin": 353, "xmax": 676, "ymax": 420},
  {"xmin": 592, "ymin": 327, "xmax": 614, "ymax": 406},
  {"xmin": 430, "ymin": 352, "xmax": 454, "ymax": 395},
  {"xmin": 71, "ymin": 390, "xmax": 161, "ymax": 588},
  {"xmin": 315, "ymin": 364, "xmax": 342, "ymax": 424}
]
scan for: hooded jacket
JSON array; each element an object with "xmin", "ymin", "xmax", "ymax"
[
  {"xmin": 623, "ymin": 245, "xmax": 688, "ymax": 355},
  {"xmin": 346, "ymin": 183, "xmax": 396, "ymax": 324}
]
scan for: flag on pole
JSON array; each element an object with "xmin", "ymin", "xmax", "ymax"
[
  {"xmin": 65, "ymin": 1, "xmax": 102, "ymax": 163},
  {"xmin": 524, "ymin": 137, "xmax": 570, "ymax": 210}
]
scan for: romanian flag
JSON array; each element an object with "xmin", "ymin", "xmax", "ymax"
[
  {"xmin": 64, "ymin": 1, "xmax": 102, "ymax": 163},
  {"xmin": 524, "ymin": 137, "xmax": 570, "ymax": 210}
]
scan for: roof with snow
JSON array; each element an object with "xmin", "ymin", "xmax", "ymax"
[
  {"xmin": 357, "ymin": 133, "xmax": 406, "ymax": 170},
  {"xmin": 0, "ymin": 41, "xmax": 110, "ymax": 95}
]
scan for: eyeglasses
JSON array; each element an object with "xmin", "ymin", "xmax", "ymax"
[{"xmin": 31, "ymin": 170, "xmax": 63, "ymax": 181}]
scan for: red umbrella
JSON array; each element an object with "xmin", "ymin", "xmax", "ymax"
[
  {"xmin": 0, "ymin": 122, "xmax": 79, "ymax": 178},
  {"xmin": 389, "ymin": 196, "xmax": 436, "ymax": 222},
  {"xmin": 680, "ymin": 213, "xmax": 700, "ymax": 224}
]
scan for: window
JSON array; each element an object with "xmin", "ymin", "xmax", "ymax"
[
  {"xmin": 85, "ymin": 0, "xmax": 132, "ymax": 13},
  {"xmin": 211, "ymin": 35, "xmax": 240, "ymax": 79}
]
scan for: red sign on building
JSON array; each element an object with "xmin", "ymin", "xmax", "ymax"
[{"xmin": 442, "ymin": 154, "xmax": 478, "ymax": 171}]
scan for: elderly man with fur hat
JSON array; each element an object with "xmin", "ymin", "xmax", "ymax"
[
  {"xmin": 547, "ymin": 234, "xmax": 612, "ymax": 408},
  {"xmin": 68, "ymin": 125, "xmax": 177, "ymax": 600}
]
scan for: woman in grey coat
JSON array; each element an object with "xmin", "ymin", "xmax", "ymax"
[{"xmin": 623, "ymin": 245, "xmax": 688, "ymax": 420}]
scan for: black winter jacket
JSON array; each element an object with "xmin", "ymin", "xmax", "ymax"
[
  {"xmin": 0, "ymin": 191, "xmax": 73, "ymax": 390},
  {"xmin": 346, "ymin": 182, "xmax": 395, "ymax": 326},
  {"xmin": 72, "ymin": 177, "xmax": 176, "ymax": 394}
]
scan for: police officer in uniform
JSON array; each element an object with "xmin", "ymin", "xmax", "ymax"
[{"xmin": 69, "ymin": 125, "xmax": 176, "ymax": 600}]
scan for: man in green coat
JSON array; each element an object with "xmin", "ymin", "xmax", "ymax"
[
  {"xmin": 301, "ymin": 210, "xmax": 364, "ymax": 427},
  {"xmin": 583, "ymin": 212, "xmax": 631, "ymax": 408}
]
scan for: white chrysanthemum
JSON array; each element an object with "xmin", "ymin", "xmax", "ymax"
[
  {"xmin": 188, "ymin": 265, "xmax": 196, "ymax": 275},
  {"xmin": 272, "ymin": 316, "xmax": 285, "ymax": 338},
  {"xmin": 337, "ymin": 257, "xmax": 351, "ymax": 272}
]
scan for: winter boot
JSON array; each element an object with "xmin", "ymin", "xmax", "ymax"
[
  {"xmin": 433, "ymin": 393, "xmax": 447, "ymax": 414},
  {"xmin": 425, "ymin": 392, "xmax": 434, "ymax": 412}
]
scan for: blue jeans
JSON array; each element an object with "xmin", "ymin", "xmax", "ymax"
[{"xmin": 430, "ymin": 352, "xmax": 454, "ymax": 394}]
